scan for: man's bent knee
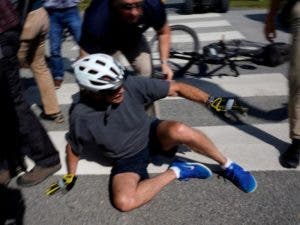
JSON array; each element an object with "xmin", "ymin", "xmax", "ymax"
[
  {"xmin": 113, "ymin": 194, "xmax": 136, "ymax": 212},
  {"xmin": 168, "ymin": 122, "xmax": 190, "ymax": 141}
]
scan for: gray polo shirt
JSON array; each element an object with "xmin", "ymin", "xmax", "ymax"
[{"xmin": 67, "ymin": 75, "xmax": 170, "ymax": 159}]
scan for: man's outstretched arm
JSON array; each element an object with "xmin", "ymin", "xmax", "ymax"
[
  {"xmin": 167, "ymin": 81, "xmax": 210, "ymax": 104},
  {"xmin": 167, "ymin": 81, "xmax": 246, "ymax": 113}
]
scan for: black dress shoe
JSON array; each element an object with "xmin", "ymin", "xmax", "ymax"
[{"xmin": 280, "ymin": 139, "xmax": 300, "ymax": 168}]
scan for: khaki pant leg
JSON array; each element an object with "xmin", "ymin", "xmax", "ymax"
[
  {"xmin": 289, "ymin": 2, "xmax": 300, "ymax": 139},
  {"xmin": 18, "ymin": 8, "xmax": 60, "ymax": 115}
]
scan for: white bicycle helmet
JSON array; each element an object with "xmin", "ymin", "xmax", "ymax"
[{"xmin": 72, "ymin": 54, "xmax": 125, "ymax": 92}]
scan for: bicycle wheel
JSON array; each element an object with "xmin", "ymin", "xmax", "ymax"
[{"xmin": 150, "ymin": 24, "xmax": 200, "ymax": 78}]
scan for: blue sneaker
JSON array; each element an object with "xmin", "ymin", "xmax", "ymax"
[
  {"xmin": 223, "ymin": 162, "xmax": 257, "ymax": 193},
  {"xmin": 170, "ymin": 161, "xmax": 212, "ymax": 181}
]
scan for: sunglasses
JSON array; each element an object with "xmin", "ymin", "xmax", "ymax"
[{"xmin": 118, "ymin": 1, "xmax": 143, "ymax": 10}]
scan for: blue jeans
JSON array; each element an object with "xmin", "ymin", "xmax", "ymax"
[{"xmin": 47, "ymin": 6, "xmax": 81, "ymax": 80}]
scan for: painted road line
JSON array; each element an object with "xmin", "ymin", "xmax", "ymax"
[
  {"xmin": 24, "ymin": 73, "xmax": 288, "ymax": 105},
  {"xmin": 146, "ymin": 20, "xmax": 231, "ymax": 35},
  {"xmin": 147, "ymin": 31, "xmax": 245, "ymax": 43},
  {"xmin": 168, "ymin": 13, "xmax": 221, "ymax": 20},
  {"xmin": 23, "ymin": 122, "xmax": 297, "ymax": 175},
  {"xmin": 170, "ymin": 20, "xmax": 231, "ymax": 28},
  {"xmin": 161, "ymin": 73, "xmax": 288, "ymax": 98}
]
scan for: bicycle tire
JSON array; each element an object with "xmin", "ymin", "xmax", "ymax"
[{"xmin": 150, "ymin": 24, "xmax": 200, "ymax": 78}]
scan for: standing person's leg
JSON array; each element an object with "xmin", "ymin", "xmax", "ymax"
[
  {"xmin": 2, "ymin": 30, "xmax": 61, "ymax": 186},
  {"xmin": 47, "ymin": 10, "xmax": 64, "ymax": 88},
  {"xmin": 18, "ymin": 8, "xmax": 63, "ymax": 120},
  {"xmin": 282, "ymin": 1, "xmax": 300, "ymax": 168},
  {"xmin": 0, "ymin": 50, "xmax": 21, "ymax": 184},
  {"xmin": 63, "ymin": 6, "xmax": 81, "ymax": 44}
]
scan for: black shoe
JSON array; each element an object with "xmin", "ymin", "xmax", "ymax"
[
  {"xmin": 40, "ymin": 111, "xmax": 64, "ymax": 123},
  {"xmin": 0, "ymin": 170, "xmax": 11, "ymax": 185},
  {"xmin": 280, "ymin": 140, "xmax": 300, "ymax": 168}
]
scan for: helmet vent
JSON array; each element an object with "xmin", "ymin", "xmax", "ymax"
[
  {"xmin": 101, "ymin": 75, "xmax": 114, "ymax": 81},
  {"xmin": 110, "ymin": 67, "xmax": 118, "ymax": 76},
  {"xmin": 96, "ymin": 60, "xmax": 105, "ymax": 66},
  {"xmin": 79, "ymin": 66, "xmax": 85, "ymax": 71},
  {"xmin": 90, "ymin": 80, "xmax": 102, "ymax": 86},
  {"xmin": 88, "ymin": 69, "xmax": 98, "ymax": 75}
]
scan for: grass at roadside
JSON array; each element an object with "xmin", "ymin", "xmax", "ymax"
[
  {"xmin": 230, "ymin": 0, "xmax": 270, "ymax": 9},
  {"xmin": 79, "ymin": 0, "xmax": 271, "ymax": 11}
]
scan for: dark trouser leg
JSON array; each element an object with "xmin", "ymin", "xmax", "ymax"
[{"xmin": 1, "ymin": 30, "xmax": 60, "ymax": 167}]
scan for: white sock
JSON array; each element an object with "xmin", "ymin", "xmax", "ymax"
[
  {"xmin": 221, "ymin": 158, "xmax": 233, "ymax": 170},
  {"xmin": 169, "ymin": 166, "xmax": 180, "ymax": 178}
]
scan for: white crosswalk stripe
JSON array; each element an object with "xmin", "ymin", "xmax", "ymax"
[{"xmin": 23, "ymin": 12, "xmax": 297, "ymax": 175}]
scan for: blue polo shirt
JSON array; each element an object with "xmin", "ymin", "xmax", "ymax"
[{"xmin": 79, "ymin": 0, "xmax": 167, "ymax": 54}]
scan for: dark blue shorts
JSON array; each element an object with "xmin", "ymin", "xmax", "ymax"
[{"xmin": 111, "ymin": 119, "xmax": 168, "ymax": 180}]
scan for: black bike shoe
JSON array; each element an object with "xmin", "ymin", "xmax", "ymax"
[
  {"xmin": 280, "ymin": 141, "xmax": 300, "ymax": 168},
  {"xmin": 40, "ymin": 111, "xmax": 64, "ymax": 123}
]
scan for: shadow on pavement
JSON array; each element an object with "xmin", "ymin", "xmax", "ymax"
[
  {"xmin": 175, "ymin": 76, "xmax": 289, "ymax": 155},
  {"xmin": 245, "ymin": 13, "xmax": 290, "ymax": 33}
]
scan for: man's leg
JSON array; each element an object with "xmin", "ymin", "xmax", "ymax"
[
  {"xmin": 110, "ymin": 145, "xmax": 211, "ymax": 212},
  {"xmin": 111, "ymin": 171, "xmax": 176, "ymax": 212},
  {"xmin": 283, "ymin": 1, "xmax": 300, "ymax": 168},
  {"xmin": 156, "ymin": 121, "xmax": 227, "ymax": 165},
  {"xmin": 19, "ymin": 8, "xmax": 62, "ymax": 117},
  {"xmin": 123, "ymin": 35, "xmax": 152, "ymax": 77},
  {"xmin": 156, "ymin": 121, "xmax": 257, "ymax": 193},
  {"xmin": 63, "ymin": 6, "xmax": 82, "ymax": 44}
]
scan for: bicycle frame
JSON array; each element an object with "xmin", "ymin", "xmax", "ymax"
[{"xmin": 150, "ymin": 24, "xmax": 258, "ymax": 78}]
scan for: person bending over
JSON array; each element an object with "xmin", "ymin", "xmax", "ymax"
[{"xmin": 79, "ymin": 0, "xmax": 173, "ymax": 80}]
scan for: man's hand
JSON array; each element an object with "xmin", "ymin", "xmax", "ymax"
[
  {"xmin": 161, "ymin": 62, "xmax": 174, "ymax": 80},
  {"xmin": 45, "ymin": 174, "xmax": 77, "ymax": 196},
  {"xmin": 264, "ymin": 15, "xmax": 277, "ymax": 42},
  {"xmin": 207, "ymin": 96, "xmax": 248, "ymax": 114}
]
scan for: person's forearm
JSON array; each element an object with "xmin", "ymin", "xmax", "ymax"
[
  {"xmin": 157, "ymin": 23, "xmax": 171, "ymax": 64},
  {"xmin": 66, "ymin": 143, "xmax": 79, "ymax": 175},
  {"xmin": 169, "ymin": 82, "xmax": 210, "ymax": 104}
]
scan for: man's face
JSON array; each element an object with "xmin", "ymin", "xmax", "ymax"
[
  {"xmin": 113, "ymin": 0, "xmax": 144, "ymax": 24},
  {"xmin": 103, "ymin": 86, "xmax": 125, "ymax": 104}
]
